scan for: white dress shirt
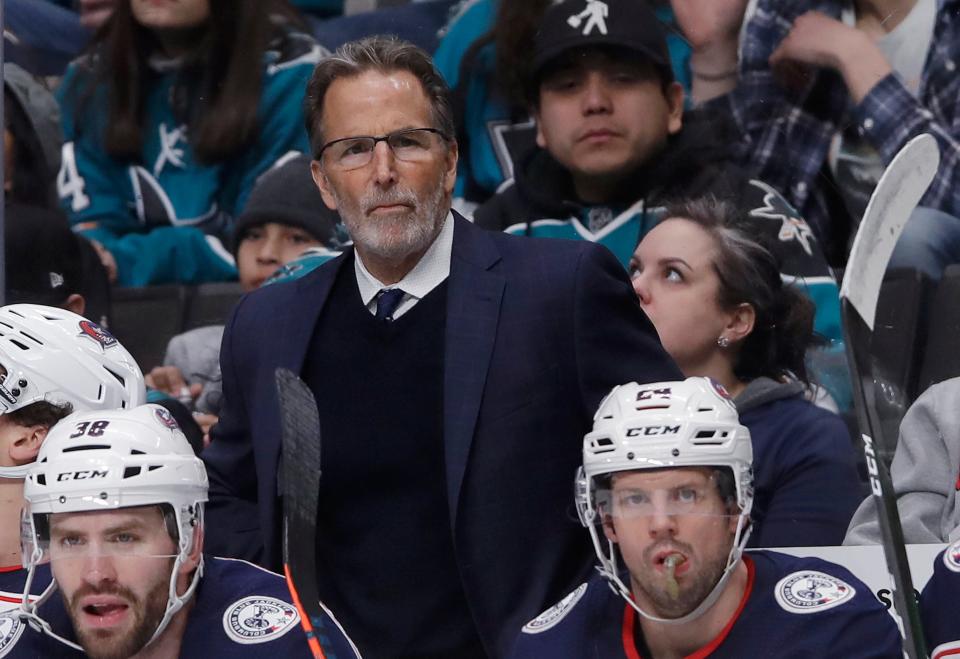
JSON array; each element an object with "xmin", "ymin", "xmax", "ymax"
[{"xmin": 354, "ymin": 211, "xmax": 454, "ymax": 320}]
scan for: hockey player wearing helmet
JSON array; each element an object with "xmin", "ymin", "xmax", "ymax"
[
  {"xmin": 1, "ymin": 405, "xmax": 361, "ymax": 658},
  {"xmin": 0, "ymin": 304, "xmax": 144, "ymax": 606},
  {"xmin": 509, "ymin": 378, "xmax": 901, "ymax": 658}
]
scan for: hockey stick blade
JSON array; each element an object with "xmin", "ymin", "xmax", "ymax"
[
  {"xmin": 841, "ymin": 133, "xmax": 940, "ymax": 330},
  {"xmin": 276, "ymin": 367, "xmax": 330, "ymax": 659},
  {"xmin": 840, "ymin": 133, "xmax": 939, "ymax": 659}
]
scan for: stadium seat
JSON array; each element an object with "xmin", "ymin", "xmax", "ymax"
[
  {"xmin": 310, "ymin": 0, "xmax": 458, "ymax": 53},
  {"xmin": 182, "ymin": 282, "xmax": 244, "ymax": 333},
  {"xmin": 109, "ymin": 285, "xmax": 187, "ymax": 371}
]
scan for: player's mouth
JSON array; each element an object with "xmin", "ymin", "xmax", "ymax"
[
  {"xmin": 653, "ymin": 550, "xmax": 689, "ymax": 575},
  {"xmin": 80, "ymin": 597, "xmax": 131, "ymax": 628}
]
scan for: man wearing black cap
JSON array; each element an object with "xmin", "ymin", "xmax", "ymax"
[{"xmin": 473, "ymin": 0, "xmax": 845, "ymax": 381}]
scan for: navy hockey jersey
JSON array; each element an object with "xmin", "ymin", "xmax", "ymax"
[
  {"xmin": 0, "ymin": 565, "xmax": 50, "ymax": 616},
  {"xmin": 0, "ymin": 556, "xmax": 360, "ymax": 658},
  {"xmin": 508, "ymin": 550, "xmax": 901, "ymax": 658},
  {"xmin": 920, "ymin": 539, "xmax": 960, "ymax": 659}
]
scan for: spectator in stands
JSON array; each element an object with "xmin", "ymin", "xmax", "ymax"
[
  {"xmin": 845, "ymin": 376, "xmax": 960, "ymax": 544},
  {"xmin": 630, "ymin": 196, "xmax": 862, "ymax": 547},
  {"xmin": 56, "ymin": 0, "xmax": 327, "ymax": 287},
  {"xmin": 5, "ymin": 204, "xmax": 88, "ymax": 315},
  {"xmin": 3, "ymin": 63, "xmax": 62, "ymax": 208},
  {"xmin": 145, "ymin": 154, "xmax": 339, "ymax": 442},
  {"xmin": 435, "ymin": 0, "xmax": 691, "ymax": 208},
  {"xmin": 474, "ymin": 0, "xmax": 848, "ymax": 406},
  {"xmin": 679, "ymin": 0, "xmax": 960, "ymax": 275}
]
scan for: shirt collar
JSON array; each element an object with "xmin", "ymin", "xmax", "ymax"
[{"xmin": 354, "ymin": 211, "xmax": 454, "ymax": 306}]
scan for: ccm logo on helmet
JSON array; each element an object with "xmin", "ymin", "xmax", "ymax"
[
  {"xmin": 56, "ymin": 470, "xmax": 109, "ymax": 481},
  {"xmin": 626, "ymin": 425, "xmax": 681, "ymax": 437}
]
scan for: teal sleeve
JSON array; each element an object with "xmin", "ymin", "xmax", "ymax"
[
  {"xmin": 81, "ymin": 224, "xmax": 237, "ymax": 287},
  {"xmin": 221, "ymin": 47, "xmax": 323, "ymax": 216},
  {"xmin": 56, "ymin": 63, "xmax": 136, "ymax": 236}
]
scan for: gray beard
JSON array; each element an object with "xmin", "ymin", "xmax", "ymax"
[{"xmin": 334, "ymin": 183, "xmax": 447, "ymax": 262}]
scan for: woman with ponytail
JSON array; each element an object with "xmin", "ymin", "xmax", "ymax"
[{"xmin": 629, "ymin": 195, "xmax": 862, "ymax": 547}]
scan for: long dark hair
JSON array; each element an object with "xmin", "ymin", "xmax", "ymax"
[
  {"xmin": 663, "ymin": 196, "xmax": 817, "ymax": 385},
  {"xmin": 86, "ymin": 0, "xmax": 301, "ymax": 164}
]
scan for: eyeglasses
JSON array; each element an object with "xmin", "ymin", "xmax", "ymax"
[{"xmin": 316, "ymin": 128, "xmax": 449, "ymax": 171}]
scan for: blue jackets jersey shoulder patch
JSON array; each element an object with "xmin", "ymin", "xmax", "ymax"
[
  {"xmin": 921, "ymin": 539, "xmax": 960, "ymax": 658},
  {"xmin": 507, "ymin": 551, "xmax": 901, "ymax": 658}
]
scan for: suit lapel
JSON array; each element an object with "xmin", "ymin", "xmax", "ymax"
[
  {"xmin": 278, "ymin": 249, "xmax": 351, "ymax": 374},
  {"xmin": 444, "ymin": 215, "xmax": 504, "ymax": 528}
]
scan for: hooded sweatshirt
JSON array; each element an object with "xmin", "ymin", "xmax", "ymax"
[{"xmin": 736, "ymin": 377, "xmax": 862, "ymax": 548}]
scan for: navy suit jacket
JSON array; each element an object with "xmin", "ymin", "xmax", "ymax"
[{"xmin": 202, "ymin": 212, "xmax": 680, "ymax": 656}]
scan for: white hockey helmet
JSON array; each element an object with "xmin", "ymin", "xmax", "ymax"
[
  {"xmin": 0, "ymin": 305, "xmax": 145, "ymax": 478},
  {"xmin": 20, "ymin": 405, "xmax": 207, "ymax": 653},
  {"xmin": 575, "ymin": 377, "xmax": 753, "ymax": 625}
]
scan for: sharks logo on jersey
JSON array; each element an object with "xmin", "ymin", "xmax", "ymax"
[
  {"xmin": 748, "ymin": 180, "xmax": 817, "ymax": 258},
  {"xmin": 223, "ymin": 596, "xmax": 300, "ymax": 645},
  {"xmin": 774, "ymin": 571, "xmax": 855, "ymax": 614}
]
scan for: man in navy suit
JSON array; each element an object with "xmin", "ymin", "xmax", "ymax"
[{"xmin": 201, "ymin": 36, "xmax": 680, "ymax": 659}]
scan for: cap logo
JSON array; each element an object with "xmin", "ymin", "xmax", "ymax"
[
  {"xmin": 567, "ymin": 0, "xmax": 608, "ymax": 36},
  {"xmin": 78, "ymin": 320, "xmax": 117, "ymax": 349}
]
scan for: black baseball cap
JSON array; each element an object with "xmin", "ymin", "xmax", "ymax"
[
  {"xmin": 531, "ymin": 0, "xmax": 674, "ymax": 85},
  {"xmin": 4, "ymin": 203, "xmax": 82, "ymax": 306}
]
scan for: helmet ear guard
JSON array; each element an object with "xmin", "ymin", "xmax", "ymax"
[{"xmin": 578, "ymin": 377, "xmax": 754, "ymax": 625}]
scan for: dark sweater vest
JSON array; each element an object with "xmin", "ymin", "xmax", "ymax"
[{"xmin": 302, "ymin": 262, "xmax": 484, "ymax": 659}]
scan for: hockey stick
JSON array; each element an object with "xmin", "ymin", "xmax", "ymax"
[
  {"xmin": 276, "ymin": 367, "xmax": 331, "ymax": 659},
  {"xmin": 840, "ymin": 132, "xmax": 940, "ymax": 659}
]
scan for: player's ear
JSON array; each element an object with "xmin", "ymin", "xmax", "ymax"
[
  {"xmin": 311, "ymin": 159, "xmax": 338, "ymax": 212},
  {"xmin": 182, "ymin": 523, "xmax": 204, "ymax": 574},
  {"xmin": 9, "ymin": 425, "xmax": 48, "ymax": 464},
  {"xmin": 601, "ymin": 513, "xmax": 618, "ymax": 543}
]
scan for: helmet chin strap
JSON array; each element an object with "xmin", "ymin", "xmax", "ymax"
[
  {"xmin": 0, "ymin": 463, "xmax": 33, "ymax": 479},
  {"xmin": 590, "ymin": 508, "xmax": 753, "ymax": 627}
]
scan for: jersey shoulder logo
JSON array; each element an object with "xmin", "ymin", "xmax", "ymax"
[
  {"xmin": 0, "ymin": 612, "xmax": 25, "ymax": 657},
  {"xmin": 522, "ymin": 582, "xmax": 588, "ymax": 634},
  {"xmin": 774, "ymin": 570, "xmax": 856, "ymax": 614},
  {"xmin": 944, "ymin": 539, "xmax": 960, "ymax": 573},
  {"xmin": 222, "ymin": 596, "xmax": 300, "ymax": 645}
]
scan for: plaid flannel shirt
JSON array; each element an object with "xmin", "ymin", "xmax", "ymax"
[{"xmin": 715, "ymin": 0, "xmax": 960, "ymax": 246}]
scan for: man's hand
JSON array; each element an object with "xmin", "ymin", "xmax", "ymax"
[
  {"xmin": 670, "ymin": 0, "xmax": 749, "ymax": 50},
  {"xmin": 146, "ymin": 365, "xmax": 202, "ymax": 403},
  {"xmin": 769, "ymin": 11, "xmax": 892, "ymax": 102},
  {"xmin": 193, "ymin": 413, "xmax": 218, "ymax": 448},
  {"xmin": 88, "ymin": 239, "xmax": 118, "ymax": 284}
]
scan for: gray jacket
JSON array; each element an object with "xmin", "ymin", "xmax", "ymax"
[
  {"xmin": 163, "ymin": 324, "xmax": 224, "ymax": 416},
  {"xmin": 844, "ymin": 377, "xmax": 960, "ymax": 544}
]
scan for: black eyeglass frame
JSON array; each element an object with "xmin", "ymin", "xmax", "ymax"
[{"xmin": 314, "ymin": 127, "xmax": 450, "ymax": 163}]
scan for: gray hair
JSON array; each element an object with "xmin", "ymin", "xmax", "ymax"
[{"xmin": 304, "ymin": 36, "xmax": 456, "ymax": 156}]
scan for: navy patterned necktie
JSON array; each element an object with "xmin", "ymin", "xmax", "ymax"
[{"xmin": 374, "ymin": 288, "xmax": 405, "ymax": 321}]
